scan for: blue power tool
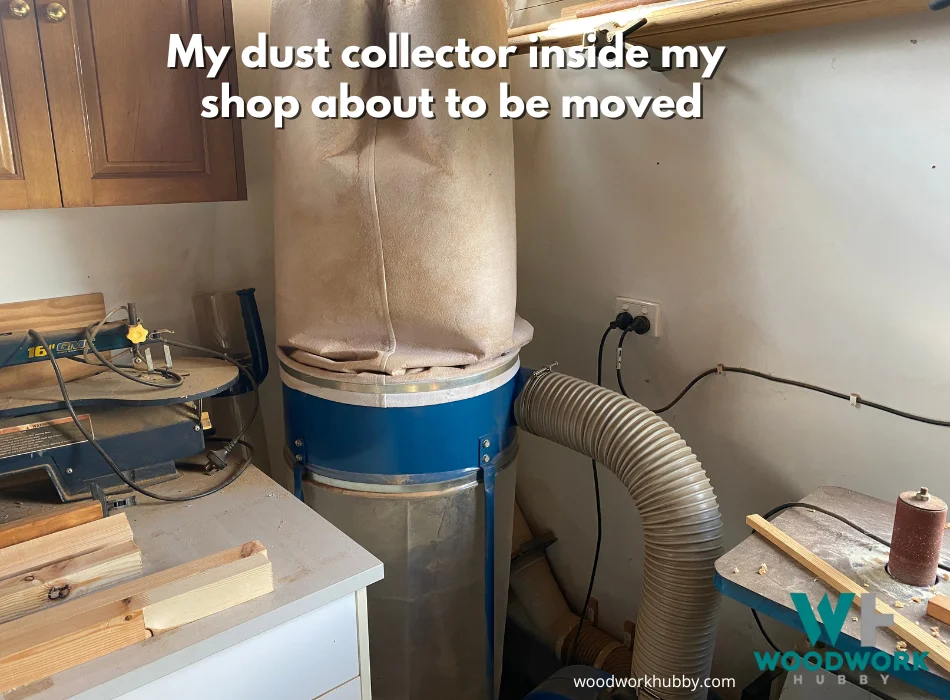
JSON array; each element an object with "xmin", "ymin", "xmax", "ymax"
[{"xmin": 0, "ymin": 290, "xmax": 267, "ymax": 502}]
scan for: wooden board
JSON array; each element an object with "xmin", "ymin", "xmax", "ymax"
[
  {"xmin": 0, "ymin": 502, "xmax": 101, "ymax": 549},
  {"xmin": 0, "ymin": 357, "xmax": 238, "ymax": 416},
  {"xmin": 0, "ymin": 544, "xmax": 273, "ymax": 694},
  {"xmin": 138, "ymin": 552, "xmax": 272, "ymax": 632},
  {"xmin": 509, "ymin": 0, "xmax": 928, "ymax": 49},
  {"xmin": 0, "ymin": 513, "xmax": 133, "ymax": 581},
  {"xmin": 572, "ymin": 0, "xmax": 670, "ymax": 20},
  {"xmin": 929, "ymin": 596, "xmax": 950, "ymax": 627},
  {"xmin": 0, "ymin": 358, "xmax": 239, "ymax": 419},
  {"xmin": 0, "ymin": 294, "xmax": 107, "ymax": 392},
  {"xmin": 0, "ymin": 541, "xmax": 142, "ymax": 624},
  {"xmin": 0, "ymin": 294, "xmax": 106, "ymax": 334},
  {"xmin": 0, "ymin": 603, "xmax": 151, "ymax": 694},
  {"xmin": 748, "ymin": 514, "xmax": 950, "ymax": 674},
  {"xmin": 1, "ymin": 541, "xmax": 267, "ymax": 639}
]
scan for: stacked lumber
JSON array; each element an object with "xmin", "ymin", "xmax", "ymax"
[
  {"xmin": 0, "ymin": 506, "xmax": 273, "ymax": 694},
  {"xmin": 0, "ymin": 505, "xmax": 142, "ymax": 623}
]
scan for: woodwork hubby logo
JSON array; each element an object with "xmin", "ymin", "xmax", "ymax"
[{"xmin": 754, "ymin": 593, "xmax": 928, "ymax": 684}]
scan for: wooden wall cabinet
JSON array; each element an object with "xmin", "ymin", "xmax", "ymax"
[{"xmin": 0, "ymin": 0, "xmax": 245, "ymax": 210}]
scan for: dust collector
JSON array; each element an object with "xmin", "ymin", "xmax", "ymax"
[{"xmin": 272, "ymin": 1, "xmax": 723, "ymax": 699}]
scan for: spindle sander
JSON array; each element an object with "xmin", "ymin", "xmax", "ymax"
[{"xmin": 0, "ymin": 291, "xmax": 267, "ymax": 502}]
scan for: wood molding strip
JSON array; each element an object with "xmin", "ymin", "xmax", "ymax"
[
  {"xmin": 0, "ymin": 502, "xmax": 102, "ymax": 550},
  {"xmin": 0, "ymin": 513, "xmax": 134, "ymax": 582},
  {"xmin": 509, "ymin": 0, "xmax": 929, "ymax": 48}
]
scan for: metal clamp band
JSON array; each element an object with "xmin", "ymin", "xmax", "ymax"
[{"xmin": 280, "ymin": 354, "xmax": 519, "ymax": 395}]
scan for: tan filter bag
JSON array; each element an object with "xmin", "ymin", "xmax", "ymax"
[{"xmin": 272, "ymin": 0, "xmax": 532, "ymax": 377}]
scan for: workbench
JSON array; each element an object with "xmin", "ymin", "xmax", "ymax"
[
  {"xmin": 717, "ymin": 486, "xmax": 950, "ymax": 699},
  {"xmin": 0, "ymin": 466, "xmax": 384, "ymax": 700}
]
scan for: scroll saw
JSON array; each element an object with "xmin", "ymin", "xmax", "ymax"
[{"xmin": 0, "ymin": 290, "xmax": 267, "ymax": 502}]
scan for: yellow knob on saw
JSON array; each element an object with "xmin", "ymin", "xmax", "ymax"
[{"xmin": 126, "ymin": 323, "xmax": 149, "ymax": 344}]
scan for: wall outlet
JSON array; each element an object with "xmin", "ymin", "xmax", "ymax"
[{"xmin": 615, "ymin": 297, "xmax": 661, "ymax": 337}]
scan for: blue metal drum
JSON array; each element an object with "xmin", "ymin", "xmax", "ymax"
[{"xmin": 280, "ymin": 354, "xmax": 524, "ymax": 700}]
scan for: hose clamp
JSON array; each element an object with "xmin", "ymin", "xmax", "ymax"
[
  {"xmin": 531, "ymin": 361, "xmax": 558, "ymax": 380},
  {"xmin": 518, "ymin": 362, "xmax": 559, "ymax": 427}
]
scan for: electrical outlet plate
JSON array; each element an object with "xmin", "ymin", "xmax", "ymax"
[{"xmin": 615, "ymin": 297, "xmax": 661, "ymax": 337}]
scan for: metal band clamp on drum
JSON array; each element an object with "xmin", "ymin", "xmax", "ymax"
[{"xmin": 281, "ymin": 360, "xmax": 528, "ymax": 700}]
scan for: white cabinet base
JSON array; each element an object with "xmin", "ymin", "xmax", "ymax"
[{"xmin": 115, "ymin": 591, "xmax": 370, "ymax": 700}]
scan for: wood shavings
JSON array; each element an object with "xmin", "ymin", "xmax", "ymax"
[
  {"xmin": 852, "ymin": 617, "xmax": 858, "ymax": 622},
  {"xmin": 895, "ymin": 601, "xmax": 906, "ymax": 608},
  {"xmin": 733, "ymin": 567, "xmax": 739, "ymax": 575},
  {"xmin": 913, "ymin": 597, "xmax": 923, "ymax": 603},
  {"xmin": 758, "ymin": 564, "xmax": 768, "ymax": 575},
  {"xmin": 942, "ymin": 573, "xmax": 950, "ymax": 582},
  {"xmin": 896, "ymin": 641, "xmax": 908, "ymax": 651},
  {"xmin": 930, "ymin": 586, "xmax": 938, "ymax": 593}
]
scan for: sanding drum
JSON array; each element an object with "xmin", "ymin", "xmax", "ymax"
[{"xmin": 888, "ymin": 487, "xmax": 947, "ymax": 587}]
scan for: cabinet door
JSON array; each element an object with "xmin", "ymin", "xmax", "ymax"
[
  {"xmin": 0, "ymin": 1, "xmax": 61, "ymax": 210},
  {"xmin": 36, "ymin": 0, "xmax": 246, "ymax": 207}
]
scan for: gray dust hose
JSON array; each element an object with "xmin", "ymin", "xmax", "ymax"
[{"xmin": 515, "ymin": 371, "xmax": 723, "ymax": 699}]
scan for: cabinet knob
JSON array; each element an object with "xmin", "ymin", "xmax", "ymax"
[
  {"xmin": 8, "ymin": 0, "xmax": 31, "ymax": 19},
  {"xmin": 44, "ymin": 1, "xmax": 65, "ymax": 21}
]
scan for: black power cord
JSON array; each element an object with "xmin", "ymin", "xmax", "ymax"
[
  {"xmin": 28, "ymin": 328, "xmax": 259, "ymax": 503},
  {"xmin": 764, "ymin": 502, "xmax": 950, "ymax": 574},
  {"xmin": 644, "ymin": 365, "xmax": 950, "ymax": 426},
  {"xmin": 752, "ymin": 609, "xmax": 783, "ymax": 654},
  {"xmin": 569, "ymin": 312, "xmax": 645, "ymax": 663},
  {"xmin": 568, "ymin": 325, "xmax": 612, "ymax": 665}
]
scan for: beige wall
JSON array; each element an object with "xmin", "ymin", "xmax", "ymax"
[{"xmin": 511, "ymin": 3, "xmax": 950, "ymax": 693}]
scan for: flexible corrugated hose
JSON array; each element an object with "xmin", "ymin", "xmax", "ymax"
[{"xmin": 515, "ymin": 371, "xmax": 723, "ymax": 700}]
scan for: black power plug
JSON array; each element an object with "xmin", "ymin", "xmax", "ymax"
[
  {"xmin": 610, "ymin": 311, "xmax": 651, "ymax": 335},
  {"xmin": 610, "ymin": 312, "xmax": 634, "ymax": 330},
  {"xmin": 630, "ymin": 315, "xmax": 651, "ymax": 336}
]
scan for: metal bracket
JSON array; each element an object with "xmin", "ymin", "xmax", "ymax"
[
  {"xmin": 623, "ymin": 620, "xmax": 636, "ymax": 649},
  {"xmin": 585, "ymin": 17, "xmax": 648, "ymax": 49},
  {"xmin": 583, "ymin": 17, "xmax": 670, "ymax": 73},
  {"xmin": 90, "ymin": 482, "xmax": 136, "ymax": 516},
  {"xmin": 291, "ymin": 440, "xmax": 306, "ymax": 502},
  {"xmin": 478, "ymin": 434, "xmax": 499, "ymax": 468},
  {"xmin": 584, "ymin": 597, "xmax": 599, "ymax": 625}
]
